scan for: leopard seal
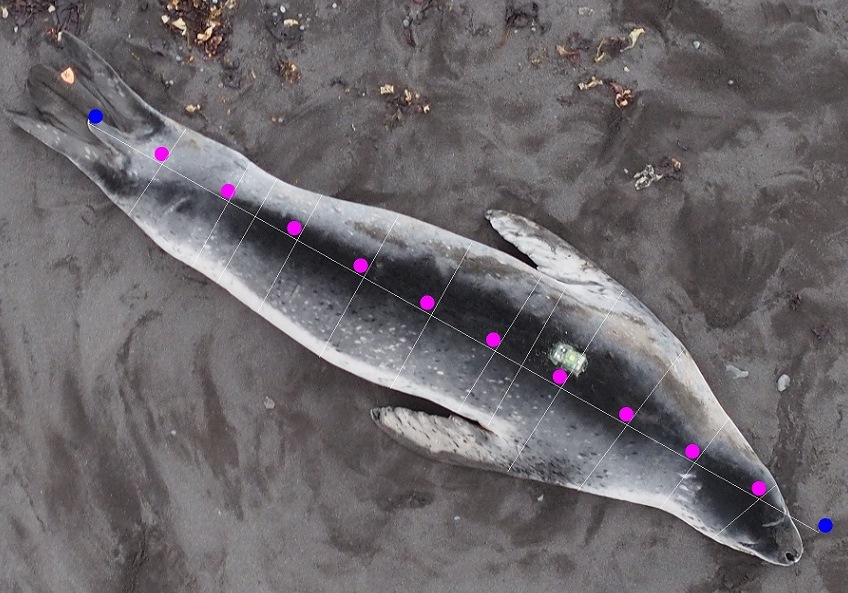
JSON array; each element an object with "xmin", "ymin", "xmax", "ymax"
[{"xmin": 9, "ymin": 33, "xmax": 803, "ymax": 565}]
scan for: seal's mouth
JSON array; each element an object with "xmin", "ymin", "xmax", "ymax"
[{"xmin": 738, "ymin": 541, "xmax": 801, "ymax": 566}]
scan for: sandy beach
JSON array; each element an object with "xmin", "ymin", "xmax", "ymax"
[{"xmin": 1, "ymin": 1, "xmax": 846, "ymax": 591}]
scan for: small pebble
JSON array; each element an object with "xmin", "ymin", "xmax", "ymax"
[
  {"xmin": 264, "ymin": 396, "xmax": 276, "ymax": 410},
  {"xmin": 728, "ymin": 79, "xmax": 735, "ymax": 86},
  {"xmin": 403, "ymin": 18, "xmax": 410, "ymax": 27},
  {"xmin": 777, "ymin": 374, "xmax": 791, "ymax": 392},
  {"xmin": 453, "ymin": 516, "xmax": 461, "ymax": 521},
  {"xmin": 280, "ymin": 5, "xmax": 286, "ymax": 13},
  {"xmin": 332, "ymin": 2, "xmax": 337, "ymax": 8},
  {"xmin": 299, "ymin": 24, "xmax": 305, "ymax": 30},
  {"xmin": 537, "ymin": 494, "xmax": 544, "ymax": 502},
  {"xmin": 692, "ymin": 40, "xmax": 701, "ymax": 49},
  {"xmin": 170, "ymin": 429, "xmax": 177, "ymax": 436}
]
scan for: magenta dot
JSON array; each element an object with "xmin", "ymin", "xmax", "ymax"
[
  {"xmin": 751, "ymin": 481, "xmax": 767, "ymax": 497},
  {"xmin": 419, "ymin": 295, "xmax": 435, "ymax": 311},
  {"xmin": 685, "ymin": 443, "xmax": 701, "ymax": 459},
  {"xmin": 552, "ymin": 369, "xmax": 568, "ymax": 385},
  {"xmin": 353, "ymin": 258, "xmax": 369, "ymax": 274},
  {"xmin": 154, "ymin": 146, "xmax": 169, "ymax": 161},
  {"xmin": 619, "ymin": 406, "xmax": 635, "ymax": 423},
  {"xmin": 286, "ymin": 220, "xmax": 302, "ymax": 236},
  {"xmin": 221, "ymin": 183, "xmax": 236, "ymax": 199},
  {"xmin": 485, "ymin": 332, "xmax": 501, "ymax": 348}
]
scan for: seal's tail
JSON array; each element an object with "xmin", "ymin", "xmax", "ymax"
[{"xmin": 7, "ymin": 33, "xmax": 169, "ymax": 191}]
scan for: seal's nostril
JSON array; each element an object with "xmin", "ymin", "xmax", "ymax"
[{"xmin": 785, "ymin": 552, "xmax": 796, "ymax": 563}]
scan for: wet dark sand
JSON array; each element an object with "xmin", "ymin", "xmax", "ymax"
[{"xmin": 1, "ymin": 1, "xmax": 846, "ymax": 591}]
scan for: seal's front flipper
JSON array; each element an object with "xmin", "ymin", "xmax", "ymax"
[
  {"xmin": 485, "ymin": 209, "xmax": 651, "ymax": 316},
  {"xmin": 370, "ymin": 407, "xmax": 526, "ymax": 476}
]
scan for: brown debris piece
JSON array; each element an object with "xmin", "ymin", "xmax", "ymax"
[
  {"xmin": 594, "ymin": 27, "xmax": 645, "ymax": 63},
  {"xmin": 278, "ymin": 59, "xmax": 301, "ymax": 84},
  {"xmin": 633, "ymin": 157, "xmax": 683, "ymax": 190},
  {"xmin": 184, "ymin": 103, "xmax": 202, "ymax": 114},
  {"xmin": 556, "ymin": 45, "xmax": 581, "ymax": 66},
  {"xmin": 161, "ymin": 0, "xmax": 235, "ymax": 57},
  {"xmin": 609, "ymin": 81, "xmax": 636, "ymax": 108},
  {"xmin": 577, "ymin": 76, "xmax": 604, "ymax": 90},
  {"xmin": 380, "ymin": 84, "xmax": 430, "ymax": 127},
  {"xmin": 505, "ymin": 1, "xmax": 539, "ymax": 29},
  {"xmin": 8, "ymin": 0, "xmax": 83, "ymax": 34}
]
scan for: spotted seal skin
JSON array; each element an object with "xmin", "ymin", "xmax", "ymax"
[{"xmin": 9, "ymin": 34, "xmax": 803, "ymax": 565}]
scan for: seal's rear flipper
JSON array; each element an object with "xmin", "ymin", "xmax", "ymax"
[
  {"xmin": 7, "ymin": 33, "xmax": 170, "ymax": 193},
  {"xmin": 370, "ymin": 406, "xmax": 526, "ymax": 477}
]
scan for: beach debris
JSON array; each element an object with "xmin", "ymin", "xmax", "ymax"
[
  {"xmin": 265, "ymin": 4, "xmax": 304, "ymax": 47},
  {"xmin": 500, "ymin": 1, "xmax": 540, "ymax": 46},
  {"xmin": 264, "ymin": 396, "xmax": 276, "ymax": 410},
  {"xmin": 505, "ymin": 1, "xmax": 539, "ymax": 29},
  {"xmin": 577, "ymin": 7, "xmax": 593, "ymax": 16},
  {"xmin": 161, "ymin": 0, "xmax": 235, "ymax": 57},
  {"xmin": 556, "ymin": 33, "xmax": 591, "ymax": 66},
  {"xmin": 184, "ymin": 103, "xmax": 202, "ymax": 114},
  {"xmin": 633, "ymin": 157, "xmax": 683, "ymax": 190},
  {"xmin": 594, "ymin": 27, "xmax": 645, "ymax": 63},
  {"xmin": 610, "ymin": 81, "xmax": 635, "ymax": 108},
  {"xmin": 278, "ymin": 58, "xmax": 301, "ymax": 84},
  {"xmin": 726, "ymin": 364, "xmax": 750, "ymax": 379},
  {"xmin": 379, "ymin": 84, "xmax": 430, "ymax": 126},
  {"xmin": 777, "ymin": 374, "xmax": 791, "ymax": 392},
  {"xmin": 811, "ymin": 324, "xmax": 831, "ymax": 340},
  {"xmin": 577, "ymin": 75, "xmax": 604, "ymax": 90},
  {"xmin": 537, "ymin": 494, "xmax": 544, "ymax": 502},
  {"xmin": 528, "ymin": 46, "xmax": 546, "ymax": 67},
  {"xmin": 692, "ymin": 40, "xmax": 702, "ymax": 49},
  {"xmin": 6, "ymin": 0, "xmax": 82, "ymax": 33},
  {"xmin": 577, "ymin": 76, "xmax": 637, "ymax": 109},
  {"xmin": 556, "ymin": 44, "xmax": 581, "ymax": 66}
]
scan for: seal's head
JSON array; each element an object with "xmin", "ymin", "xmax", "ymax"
[{"xmin": 669, "ymin": 448, "xmax": 803, "ymax": 566}]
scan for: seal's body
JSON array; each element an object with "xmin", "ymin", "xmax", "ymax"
[{"xmin": 9, "ymin": 33, "xmax": 802, "ymax": 565}]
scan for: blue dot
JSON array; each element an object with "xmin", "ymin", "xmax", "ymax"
[
  {"xmin": 818, "ymin": 517, "xmax": 833, "ymax": 533},
  {"xmin": 88, "ymin": 109, "xmax": 103, "ymax": 124}
]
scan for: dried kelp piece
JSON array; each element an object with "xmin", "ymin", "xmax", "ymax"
[
  {"xmin": 278, "ymin": 59, "xmax": 301, "ymax": 84},
  {"xmin": 556, "ymin": 45, "xmax": 581, "ymax": 66},
  {"xmin": 379, "ymin": 84, "xmax": 430, "ymax": 128},
  {"xmin": 505, "ymin": 1, "xmax": 539, "ymax": 29},
  {"xmin": 577, "ymin": 76, "xmax": 637, "ymax": 109},
  {"xmin": 577, "ymin": 75, "xmax": 604, "ymax": 90},
  {"xmin": 609, "ymin": 81, "xmax": 635, "ymax": 108},
  {"xmin": 594, "ymin": 27, "xmax": 645, "ymax": 63},
  {"xmin": 633, "ymin": 157, "xmax": 682, "ymax": 190},
  {"xmin": 7, "ymin": 0, "xmax": 82, "ymax": 34},
  {"xmin": 160, "ymin": 0, "xmax": 236, "ymax": 57}
]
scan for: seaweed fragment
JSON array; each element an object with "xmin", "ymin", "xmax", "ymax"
[
  {"xmin": 633, "ymin": 157, "xmax": 682, "ymax": 190},
  {"xmin": 594, "ymin": 27, "xmax": 645, "ymax": 63},
  {"xmin": 160, "ymin": 0, "xmax": 236, "ymax": 57}
]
